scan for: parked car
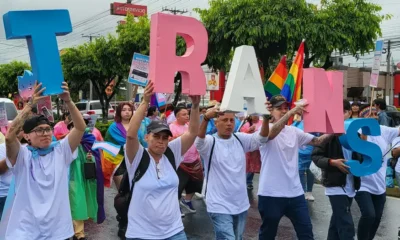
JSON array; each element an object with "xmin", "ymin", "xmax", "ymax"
[
  {"xmin": 0, "ymin": 98, "xmax": 18, "ymax": 135},
  {"xmin": 386, "ymin": 105, "xmax": 400, "ymax": 127},
  {"xmin": 76, "ymin": 100, "xmax": 115, "ymax": 120}
]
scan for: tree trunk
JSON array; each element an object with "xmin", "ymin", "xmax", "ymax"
[
  {"xmin": 173, "ymin": 72, "xmax": 182, "ymax": 107},
  {"xmin": 103, "ymin": 99, "xmax": 110, "ymax": 124},
  {"xmin": 304, "ymin": 54, "xmax": 316, "ymax": 68},
  {"xmin": 322, "ymin": 55, "xmax": 333, "ymax": 70}
]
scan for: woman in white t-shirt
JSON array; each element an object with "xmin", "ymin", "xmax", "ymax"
[
  {"xmin": 5, "ymin": 82, "xmax": 86, "ymax": 240},
  {"xmin": 124, "ymin": 81, "xmax": 200, "ymax": 240},
  {"xmin": 355, "ymin": 105, "xmax": 400, "ymax": 240}
]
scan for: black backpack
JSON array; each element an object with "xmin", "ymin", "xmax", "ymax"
[{"xmin": 114, "ymin": 147, "xmax": 176, "ymax": 239}]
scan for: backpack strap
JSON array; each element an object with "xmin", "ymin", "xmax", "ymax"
[
  {"xmin": 164, "ymin": 146, "xmax": 177, "ymax": 171},
  {"xmin": 233, "ymin": 133, "xmax": 243, "ymax": 148},
  {"xmin": 128, "ymin": 149, "xmax": 151, "ymax": 199},
  {"xmin": 205, "ymin": 136, "xmax": 216, "ymax": 197}
]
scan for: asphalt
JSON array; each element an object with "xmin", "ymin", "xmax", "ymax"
[{"xmin": 85, "ymin": 175, "xmax": 400, "ymax": 239}]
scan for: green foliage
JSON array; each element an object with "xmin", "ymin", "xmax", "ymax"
[
  {"xmin": 0, "ymin": 61, "xmax": 31, "ymax": 96},
  {"xmin": 95, "ymin": 121, "xmax": 113, "ymax": 137},
  {"xmin": 196, "ymin": 0, "xmax": 389, "ymax": 74}
]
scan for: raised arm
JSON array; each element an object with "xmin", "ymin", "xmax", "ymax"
[
  {"xmin": 6, "ymin": 83, "xmax": 45, "ymax": 166},
  {"xmin": 126, "ymin": 81, "xmax": 153, "ymax": 163},
  {"xmin": 180, "ymin": 96, "xmax": 200, "ymax": 155},
  {"xmin": 269, "ymin": 104, "xmax": 304, "ymax": 140},
  {"xmin": 60, "ymin": 82, "xmax": 86, "ymax": 152},
  {"xmin": 198, "ymin": 107, "xmax": 219, "ymax": 139}
]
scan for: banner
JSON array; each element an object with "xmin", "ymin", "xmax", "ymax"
[
  {"xmin": 369, "ymin": 39, "xmax": 384, "ymax": 88},
  {"xmin": 0, "ymin": 103, "xmax": 7, "ymax": 127},
  {"xmin": 128, "ymin": 53, "xmax": 149, "ymax": 87},
  {"xmin": 37, "ymin": 96, "xmax": 54, "ymax": 122},
  {"xmin": 206, "ymin": 73, "xmax": 219, "ymax": 91}
]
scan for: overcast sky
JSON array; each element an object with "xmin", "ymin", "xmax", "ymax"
[{"xmin": 0, "ymin": 0, "xmax": 399, "ymax": 68}]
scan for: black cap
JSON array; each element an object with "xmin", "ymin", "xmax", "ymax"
[
  {"xmin": 146, "ymin": 120, "xmax": 172, "ymax": 136},
  {"xmin": 23, "ymin": 115, "xmax": 51, "ymax": 133},
  {"xmin": 270, "ymin": 95, "xmax": 288, "ymax": 107}
]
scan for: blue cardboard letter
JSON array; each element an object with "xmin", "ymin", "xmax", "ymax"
[
  {"xmin": 339, "ymin": 119, "xmax": 382, "ymax": 177},
  {"xmin": 3, "ymin": 10, "xmax": 72, "ymax": 96}
]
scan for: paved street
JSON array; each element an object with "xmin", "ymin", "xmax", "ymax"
[{"xmin": 86, "ymin": 175, "xmax": 400, "ymax": 239}]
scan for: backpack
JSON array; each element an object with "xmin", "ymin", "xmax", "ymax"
[
  {"xmin": 387, "ymin": 115, "xmax": 396, "ymax": 127},
  {"xmin": 114, "ymin": 147, "xmax": 176, "ymax": 238},
  {"xmin": 204, "ymin": 134, "xmax": 243, "ymax": 197}
]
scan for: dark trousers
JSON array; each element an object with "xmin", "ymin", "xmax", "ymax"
[
  {"xmin": 177, "ymin": 168, "xmax": 203, "ymax": 199},
  {"xmin": 355, "ymin": 191, "xmax": 386, "ymax": 240},
  {"xmin": 327, "ymin": 195, "xmax": 355, "ymax": 240},
  {"xmin": 258, "ymin": 195, "xmax": 314, "ymax": 240}
]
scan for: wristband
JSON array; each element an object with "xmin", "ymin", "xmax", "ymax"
[
  {"xmin": 328, "ymin": 159, "xmax": 333, "ymax": 166},
  {"xmin": 262, "ymin": 114, "xmax": 271, "ymax": 120}
]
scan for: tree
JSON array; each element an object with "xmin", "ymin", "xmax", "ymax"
[
  {"xmin": 195, "ymin": 0, "xmax": 389, "ymax": 76},
  {"xmin": 0, "ymin": 61, "xmax": 31, "ymax": 97},
  {"xmin": 61, "ymin": 35, "xmax": 126, "ymax": 123}
]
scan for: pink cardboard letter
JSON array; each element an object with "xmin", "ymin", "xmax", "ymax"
[
  {"xmin": 303, "ymin": 68, "xmax": 344, "ymax": 133},
  {"xmin": 149, "ymin": 13, "xmax": 208, "ymax": 95}
]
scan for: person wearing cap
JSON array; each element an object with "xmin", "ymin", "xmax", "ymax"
[
  {"xmin": 4, "ymin": 82, "xmax": 86, "ymax": 239},
  {"xmin": 82, "ymin": 114, "xmax": 103, "ymax": 141},
  {"xmin": 258, "ymin": 95, "xmax": 333, "ymax": 240},
  {"xmin": 195, "ymin": 102, "xmax": 270, "ymax": 239},
  {"xmin": 124, "ymin": 80, "xmax": 201, "ymax": 240}
]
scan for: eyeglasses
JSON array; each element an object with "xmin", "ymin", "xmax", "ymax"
[{"xmin": 31, "ymin": 127, "xmax": 53, "ymax": 136}]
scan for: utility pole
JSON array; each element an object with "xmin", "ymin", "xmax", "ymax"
[
  {"xmin": 386, "ymin": 40, "xmax": 392, "ymax": 105},
  {"xmin": 162, "ymin": 7, "xmax": 188, "ymax": 15},
  {"xmin": 82, "ymin": 34, "xmax": 100, "ymax": 101}
]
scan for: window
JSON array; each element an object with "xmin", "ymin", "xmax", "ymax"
[
  {"xmin": 76, "ymin": 103, "xmax": 87, "ymax": 111},
  {"xmin": 90, "ymin": 102, "xmax": 102, "ymax": 110},
  {"xmin": 5, "ymin": 102, "xmax": 18, "ymax": 120}
]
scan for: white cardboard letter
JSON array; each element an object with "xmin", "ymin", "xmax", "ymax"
[{"xmin": 220, "ymin": 46, "xmax": 269, "ymax": 115}]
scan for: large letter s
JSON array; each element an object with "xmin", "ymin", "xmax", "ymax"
[{"xmin": 339, "ymin": 119, "xmax": 382, "ymax": 177}]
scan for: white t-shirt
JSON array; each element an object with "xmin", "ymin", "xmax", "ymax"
[
  {"xmin": 359, "ymin": 126, "xmax": 399, "ymax": 195},
  {"xmin": 195, "ymin": 133, "xmax": 266, "ymax": 215},
  {"xmin": 325, "ymin": 147, "xmax": 356, "ymax": 197},
  {"xmin": 124, "ymin": 137, "xmax": 184, "ymax": 239},
  {"xmin": 0, "ymin": 143, "xmax": 12, "ymax": 198},
  {"xmin": 392, "ymin": 137, "xmax": 400, "ymax": 173},
  {"xmin": 5, "ymin": 137, "xmax": 77, "ymax": 239},
  {"xmin": 258, "ymin": 125, "xmax": 314, "ymax": 198}
]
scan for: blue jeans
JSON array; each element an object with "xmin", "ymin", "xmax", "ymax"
[
  {"xmin": 127, "ymin": 230, "xmax": 187, "ymax": 240},
  {"xmin": 0, "ymin": 196, "xmax": 6, "ymax": 219},
  {"xmin": 258, "ymin": 195, "xmax": 313, "ymax": 240},
  {"xmin": 355, "ymin": 191, "xmax": 386, "ymax": 240},
  {"xmin": 208, "ymin": 210, "xmax": 248, "ymax": 240},
  {"xmin": 299, "ymin": 169, "xmax": 314, "ymax": 192},
  {"xmin": 246, "ymin": 173, "xmax": 254, "ymax": 185},
  {"xmin": 327, "ymin": 195, "xmax": 355, "ymax": 240}
]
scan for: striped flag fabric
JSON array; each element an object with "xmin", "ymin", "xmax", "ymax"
[
  {"xmin": 264, "ymin": 56, "xmax": 288, "ymax": 99},
  {"xmin": 281, "ymin": 40, "xmax": 305, "ymax": 107}
]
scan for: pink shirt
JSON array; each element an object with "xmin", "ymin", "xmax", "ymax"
[
  {"xmin": 54, "ymin": 121, "xmax": 69, "ymax": 137},
  {"xmin": 91, "ymin": 127, "xmax": 104, "ymax": 141},
  {"xmin": 169, "ymin": 121, "xmax": 199, "ymax": 163}
]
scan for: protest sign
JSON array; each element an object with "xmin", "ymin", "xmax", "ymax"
[
  {"xmin": 37, "ymin": 96, "xmax": 54, "ymax": 122},
  {"xmin": 206, "ymin": 73, "xmax": 219, "ymax": 91},
  {"xmin": 0, "ymin": 103, "xmax": 8, "ymax": 127},
  {"xmin": 303, "ymin": 68, "xmax": 344, "ymax": 133},
  {"xmin": 149, "ymin": 13, "xmax": 208, "ymax": 95},
  {"xmin": 220, "ymin": 46, "xmax": 269, "ymax": 115},
  {"xmin": 128, "ymin": 53, "xmax": 149, "ymax": 86},
  {"xmin": 369, "ymin": 39, "xmax": 384, "ymax": 88},
  {"xmin": 340, "ymin": 118, "xmax": 382, "ymax": 177},
  {"xmin": 17, "ymin": 70, "xmax": 35, "ymax": 101},
  {"xmin": 3, "ymin": 10, "xmax": 72, "ymax": 96}
]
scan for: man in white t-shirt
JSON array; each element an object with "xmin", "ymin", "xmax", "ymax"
[
  {"xmin": 312, "ymin": 100, "xmax": 360, "ymax": 240},
  {"xmin": 258, "ymin": 95, "xmax": 332, "ymax": 240},
  {"xmin": 4, "ymin": 82, "xmax": 86, "ymax": 240},
  {"xmin": 354, "ymin": 104, "xmax": 400, "ymax": 240},
  {"xmin": 195, "ymin": 105, "xmax": 270, "ymax": 239},
  {"xmin": 391, "ymin": 137, "xmax": 400, "ymax": 196}
]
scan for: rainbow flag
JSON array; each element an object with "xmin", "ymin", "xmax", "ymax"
[
  {"xmin": 281, "ymin": 40, "xmax": 305, "ymax": 107},
  {"xmin": 264, "ymin": 56, "xmax": 288, "ymax": 99}
]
